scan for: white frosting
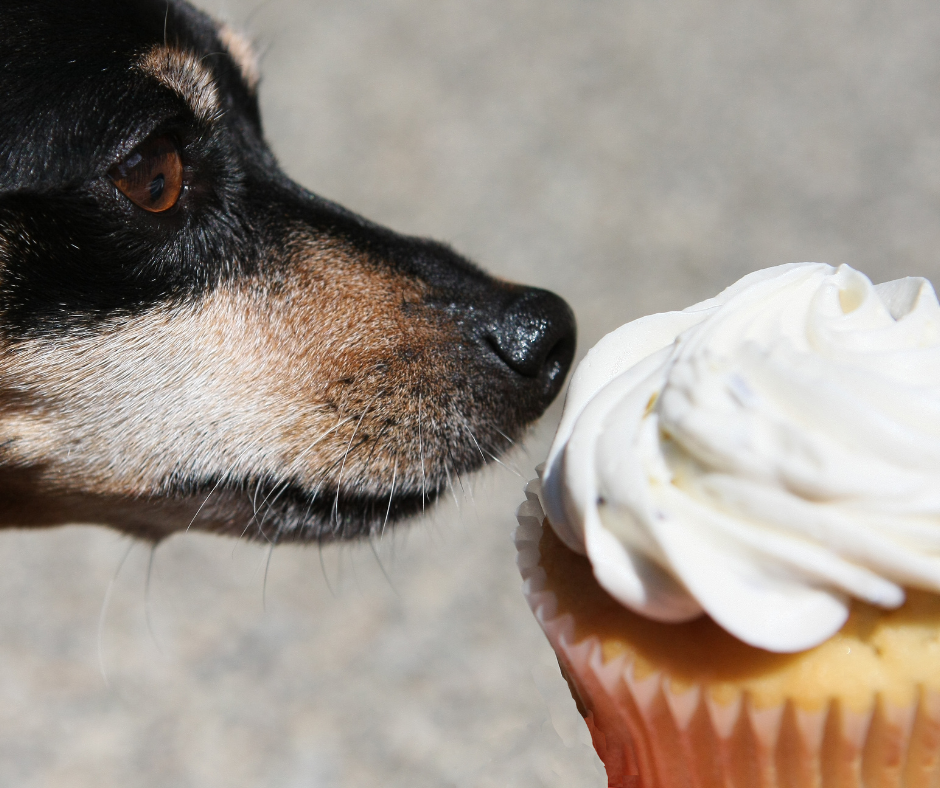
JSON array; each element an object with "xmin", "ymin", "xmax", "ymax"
[{"xmin": 541, "ymin": 263, "xmax": 940, "ymax": 652}]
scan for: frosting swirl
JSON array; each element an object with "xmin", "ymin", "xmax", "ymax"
[{"xmin": 541, "ymin": 263, "xmax": 940, "ymax": 652}]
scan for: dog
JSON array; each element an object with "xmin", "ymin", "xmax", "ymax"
[{"xmin": 0, "ymin": 0, "xmax": 576, "ymax": 544}]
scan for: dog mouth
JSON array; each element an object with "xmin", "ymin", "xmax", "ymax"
[
  {"xmin": 162, "ymin": 404, "xmax": 519, "ymax": 542},
  {"xmin": 151, "ymin": 328, "xmax": 549, "ymax": 543},
  {"xmin": 175, "ymin": 475, "xmax": 452, "ymax": 543}
]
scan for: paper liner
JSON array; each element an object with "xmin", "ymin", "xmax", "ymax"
[{"xmin": 515, "ymin": 481, "xmax": 940, "ymax": 788}]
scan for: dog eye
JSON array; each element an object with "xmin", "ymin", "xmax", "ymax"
[{"xmin": 109, "ymin": 136, "xmax": 183, "ymax": 212}]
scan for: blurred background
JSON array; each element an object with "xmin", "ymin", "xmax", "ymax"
[{"xmin": 5, "ymin": 1, "xmax": 940, "ymax": 785}]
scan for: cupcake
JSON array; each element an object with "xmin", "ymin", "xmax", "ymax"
[{"xmin": 517, "ymin": 263, "xmax": 940, "ymax": 787}]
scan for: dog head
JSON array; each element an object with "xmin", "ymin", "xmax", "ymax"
[{"xmin": 0, "ymin": 1, "xmax": 576, "ymax": 542}]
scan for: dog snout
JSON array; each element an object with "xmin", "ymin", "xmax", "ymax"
[{"xmin": 485, "ymin": 288, "xmax": 576, "ymax": 400}]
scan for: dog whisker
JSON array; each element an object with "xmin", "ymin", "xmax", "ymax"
[
  {"xmin": 298, "ymin": 473, "xmax": 329, "ymax": 536},
  {"xmin": 309, "ymin": 438, "xmax": 368, "ymax": 532},
  {"xmin": 255, "ymin": 520, "xmax": 274, "ymax": 544},
  {"xmin": 260, "ymin": 476, "xmax": 292, "ymax": 521},
  {"xmin": 381, "ymin": 460, "xmax": 397, "ymax": 538},
  {"xmin": 238, "ymin": 504, "xmax": 260, "ymax": 541},
  {"xmin": 238, "ymin": 484, "xmax": 277, "ymax": 543},
  {"xmin": 198, "ymin": 51, "xmax": 227, "ymax": 64},
  {"xmin": 368, "ymin": 536, "xmax": 400, "ymax": 598},
  {"xmin": 493, "ymin": 427, "xmax": 516, "ymax": 446},
  {"xmin": 232, "ymin": 414, "xmax": 361, "ymax": 541},
  {"xmin": 478, "ymin": 434, "xmax": 525, "ymax": 478},
  {"xmin": 482, "ymin": 447, "xmax": 523, "ymax": 477},
  {"xmin": 444, "ymin": 464, "xmax": 460, "ymax": 512},
  {"xmin": 360, "ymin": 420, "xmax": 392, "ymax": 474},
  {"xmin": 143, "ymin": 544, "xmax": 163, "ymax": 655},
  {"xmin": 453, "ymin": 411, "xmax": 522, "ymax": 477},
  {"xmin": 456, "ymin": 413, "xmax": 491, "ymax": 477},
  {"xmin": 494, "ymin": 425, "xmax": 531, "ymax": 461},
  {"xmin": 453, "ymin": 462, "xmax": 468, "ymax": 499},
  {"xmin": 186, "ymin": 474, "xmax": 226, "ymax": 532},
  {"xmin": 250, "ymin": 477, "xmax": 289, "ymax": 544},
  {"xmin": 262, "ymin": 542, "xmax": 275, "ymax": 611},
  {"xmin": 317, "ymin": 542, "xmax": 335, "ymax": 598},
  {"xmin": 284, "ymin": 414, "xmax": 357, "ymax": 476},
  {"xmin": 250, "ymin": 477, "xmax": 263, "ymax": 519},
  {"xmin": 456, "ymin": 467, "xmax": 474, "ymax": 507},
  {"xmin": 97, "ymin": 540, "xmax": 135, "ymax": 688},
  {"xmin": 333, "ymin": 396, "xmax": 379, "ymax": 524}
]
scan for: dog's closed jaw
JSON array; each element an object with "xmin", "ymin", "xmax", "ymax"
[{"xmin": 0, "ymin": 0, "xmax": 576, "ymax": 542}]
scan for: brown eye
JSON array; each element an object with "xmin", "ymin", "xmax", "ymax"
[{"xmin": 109, "ymin": 135, "xmax": 183, "ymax": 212}]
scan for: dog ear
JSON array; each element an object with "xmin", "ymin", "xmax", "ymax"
[{"xmin": 217, "ymin": 24, "xmax": 259, "ymax": 93}]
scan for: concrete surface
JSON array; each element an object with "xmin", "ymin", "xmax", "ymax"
[{"xmin": 5, "ymin": 1, "xmax": 940, "ymax": 785}]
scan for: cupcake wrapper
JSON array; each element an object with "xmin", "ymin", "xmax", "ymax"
[{"xmin": 515, "ymin": 486, "xmax": 940, "ymax": 788}]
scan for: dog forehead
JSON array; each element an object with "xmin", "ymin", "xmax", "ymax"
[{"xmin": 0, "ymin": 0, "xmax": 255, "ymax": 193}]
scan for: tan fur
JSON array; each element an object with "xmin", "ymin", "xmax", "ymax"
[
  {"xmin": 0, "ymin": 236, "xmax": 466, "ymax": 539},
  {"xmin": 218, "ymin": 24, "xmax": 259, "ymax": 91},
  {"xmin": 138, "ymin": 46, "xmax": 221, "ymax": 123}
]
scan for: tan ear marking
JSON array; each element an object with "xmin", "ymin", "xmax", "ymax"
[
  {"xmin": 138, "ymin": 45, "xmax": 221, "ymax": 123},
  {"xmin": 218, "ymin": 24, "xmax": 260, "ymax": 92}
]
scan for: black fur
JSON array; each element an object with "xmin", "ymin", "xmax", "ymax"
[{"xmin": 0, "ymin": 0, "xmax": 576, "ymax": 540}]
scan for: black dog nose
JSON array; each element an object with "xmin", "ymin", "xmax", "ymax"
[{"xmin": 486, "ymin": 288, "xmax": 576, "ymax": 397}]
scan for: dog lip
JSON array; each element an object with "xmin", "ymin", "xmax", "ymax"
[{"xmin": 182, "ymin": 477, "xmax": 445, "ymax": 542}]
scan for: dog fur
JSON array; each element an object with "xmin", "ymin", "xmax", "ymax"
[{"xmin": 0, "ymin": 0, "xmax": 575, "ymax": 543}]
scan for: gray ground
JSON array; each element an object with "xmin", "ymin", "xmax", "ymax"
[{"xmin": 5, "ymin": 1, "xmax": 940, "ymax": 785}]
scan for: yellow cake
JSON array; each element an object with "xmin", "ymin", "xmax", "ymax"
[
  {"xmin": 520, "ymin": 264, "xmax": 940, "ymax": 787},
  {"xmin": 517, "ymin": 488, "xmax": 940, "ymax": 788}
]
